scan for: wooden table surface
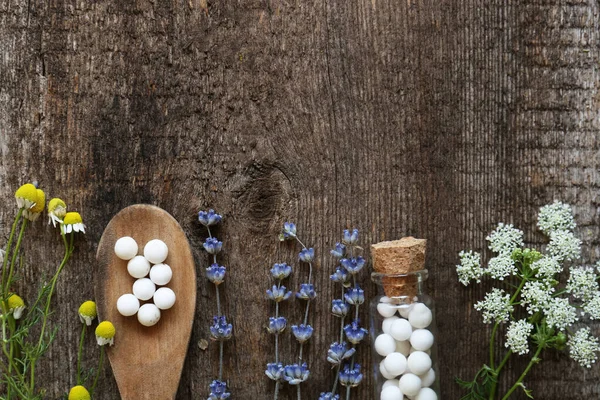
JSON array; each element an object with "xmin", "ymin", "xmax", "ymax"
[{"xmin": 1, "ymin": 0, "xmax": 599, "ymax": 399}]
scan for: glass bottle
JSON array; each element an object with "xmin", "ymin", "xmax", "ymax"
[{"xmin": 370, "ymin": 270, "xmax": 441, "ymax": 400}]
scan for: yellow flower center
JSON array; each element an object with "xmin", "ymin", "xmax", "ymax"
[
  {"xmin": 63, "ymin": 212, "xmax": 83, "ymax": 225},
  {"xmin": 7, "ymin": 294, "xmax": 24, "ymax": 309},
  {"xmin": 95, "ymin": 321, "xmax": 116, "ymax": 339},
  {"xmin": 68, "ymin": 385, "xmax": 91, "ymax": 400},
  {"xmin": 78, "ymin": 300, "xmax": 97, "ymax": 318},
  {"xmin": 15, "ymin": 183, "xmax": 37, "ymax": 203},
  {"xmin": 48, "ymin": 198, "xmax": 67, "ymax": 216},
  {"xmin": 30, "ymin": 189, "xmax": 46, "ymax": 213}
]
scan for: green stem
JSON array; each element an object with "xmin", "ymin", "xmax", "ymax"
[
  {"xmin": 1, "ymin": 208, "xmax": 23, "ymax": 298},
  {"xmin": 500, "ymin": 346, "xmax": 542, "ymax": 400},
  {"xmin": 274, "ymin": 380, "xmax": 280, "ymax": 400},
  {"xmin": 90, "ymin": 345, "xmax": 105, "ymax": 396},
  {"xmin": 77, "ymin": 323, "xmax": 86, "ymax": 385},
  {"xmin": 490, "ymin": 323, "xmax": 499, "ymax": 369},
  {"xmin": 5, "ymin": 219, "xmax": 28, "ymax": 298},
  {"xmin": 489, "ymin": 350, "xmax": 512, "ymax": 400}
]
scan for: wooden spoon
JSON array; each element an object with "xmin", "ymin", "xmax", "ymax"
[{"xmin": 95, "ymin": 204, "xmax": 196, "ymax": 400}]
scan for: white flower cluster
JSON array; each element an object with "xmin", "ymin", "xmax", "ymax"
[
  {"xmin": 486, "ymin": 223, "xmax": 524, "ymax": 255},
  {"xmin": 487, "ymin": 256, "xmax": 517, "ymax": 281},
  {"xmin": 531, "ymin": 256, "xmax": 562, "ymax": 278},
  {"xmin": 537, "ymin": 201, "xmax": 576, "ymax": 235},
  {"xmin": 566, "ymin": 267, "xmax": 598, "ymax": 301},
  {"xmin": 544, "ymin": 297, "xmax": 578, "ymax": 331},
  {"xmin": 505, "ymin": 319, "xmax": 533, "ymax": 355},
  {"xmin": 583, "ymin": 294, "xmax": 600, "ymax": 320},
  {"xmin": 520, "ymin": 281, "xmax": 554, "ymax": 315},
  {"xmin": 456, "ymin": 250, "xmax": 484, "ymax": 286},
  {"xmin": 569, "ymin": 328, "xmax": 600, "ymax": 368},
  {"xmin": 474, "ymin": 288, "xmax": 513, "ymax": 324},
  {"xmin": 547, "ymin": 230, "xmax": 581, "ymax": 262}
]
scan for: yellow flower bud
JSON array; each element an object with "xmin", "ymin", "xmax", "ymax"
[
  {"xmin": 78, "ymin": 300, "xmax": 97, "ymax": 326},
  {"xmin": 95, "ymin": 321, "xmax": 116, "ymax": 346},
  {"xmin": 68, "ymin": 385, "xmax": 91, "ymax": 400}
]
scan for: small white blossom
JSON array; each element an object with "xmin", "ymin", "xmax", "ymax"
[
  {"xmin": 456, "ymin": 250, "xmax": 484, "ymax": 286},
  {"xmin": 568, "ymin": 327, "xmax": 600, "ymax": 368},
  {"xmin": 583, "ymin": 293, "xmax": 600, "ymax": 320},
  {"xmin": 532, "ymin": 256, "xmax": 563, "ymax": 278},
  {"xmin": 486, "ymin": 223, "xmax": 524, "ymax": 255},
  {"xmin": 537, "ymin": 201, "xmax": 576, "ymax": 235},
  {"xmin": 520, "ymin": 281, "xmax": 554, "ymax": 315},
  {"xmin": 566, "ymin": 267, "xmax": 598, "ymax": 302},
  {"xmin": 547, "ymin": 230, "xmax": 581, "ymax": 262},
  {"xmin": 487, "ymin": 255, "xmax": 517, "ymax": 281},
  {"xmin": 474, "ymin": 288, "xmax": 513, "ymax": 324},
  {"xmin": 505, "ymin": 319, "xmax": 533, "ymax": 355},
  {"xmin": 544, "ymin": 297, "xmax": 578, "ymax": 331}
]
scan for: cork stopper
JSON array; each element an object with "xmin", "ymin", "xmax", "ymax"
[{"xmin": 371, "ymin": 237, "xmax": 427, "ymax": 297}]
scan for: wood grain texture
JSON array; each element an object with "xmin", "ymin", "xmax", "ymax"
[
  {"xmin": 96, "ymin": 204, "xmax": 196, "ymax": 400},
  {"xmin": 0, "ymin": 0, "xmax": 599, "ymax": 399}
]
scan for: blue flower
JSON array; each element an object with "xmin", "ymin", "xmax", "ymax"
[
  {"xmin": 344, "ymin": 321, "xmax": 368, "ymax": 344},
  {"xmin": 207, "ymin": 379, "xmax": 230, "ymax": 399},
  {"xmin": 206, "ymin": 263, "xmax": 226, "ymax": 285},
  {"xmin": 267, "ymin": 317, "xmax": 287, "ymax": 334},
  {"xmin": 265, "ymin": 362, "xmax": 284, "ymax": 381},
  {"xmin": 330, "ymin": 243, "xmax": 346, "ymax": 259},
  {"xmin": 339, "ymin": 363, "xmax": 363, "ymax": 388},
  {"xmin": 291, "ymin": 324, "xmax": 314, "ymax": 343},
  {"xmin": 319, "ymin": 393, "xmax": 340, "ymax": 400},
  {"xmin": 327, "ymin": 342, "xmax": 356, "ymax": 365},
  {"xmin": 340, "ymin": 257, "xmax": 366, "ymax": 275},
  {"xmin": 198, "ymin": 209, "xmax": 222, "ymax": 227},
  {"xmin": 283, "ymin": 363, "xmax": 310, "ymax": 385},
  {"xmin": 282, "ymin": 222, "xmax": 297, "ymax": 239},
  {"xmin": 210, "ymin": 316, "xmax": 233, "ymax": 341},
  {"xmin": 299, "ymin": 247, "xmax": 315, "ymax": 263},
  {"xmin": 266, "ymin": 285, "xmax": 292, "ymax": 302},
  {"xmin": 344, "ymin": 286, "xmax": 365, "ymax": 306},
  {"xmin": 296, "ymin": 283, "xmax": 316, "ymax": 300},
  {"xmin": 203, "ymin": 237, "xmax": 223, "ymax": 255},
  {"xmin": 331, "ymin": 299, "xmax": 350, "ymax": 318},
  {"xmin": 342, "ymin": 229, "xmax": 359, "ymax": 245},
  {"xmin": 330, "ymin": 267, "xmax": 350, "ymax": 285},
  {"xmin": 270, "ymin": 263, "xmax": 292, "ymax": 280}
]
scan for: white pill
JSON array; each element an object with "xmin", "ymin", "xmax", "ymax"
[
  {"xmin": 379, "ymin": 360, "xmax": 398, "ymax": 380},
  {"xmin": 399, "ymin": 373, "xmax": 422, "ymax": 397},
  {"xmin": 383, "ymin": 352, "xmax": 407, "ymax": 376},
  {"xmin": 408, "ymin": 351, "xmax": 432, "ymax": 375},
  {"xmin": 380, "ymin": 385, "xmax": 404, "ymax": 400},
  {"xmin": 419, "ymin": 368, "xmax": 436, "ymax": 388},
  {"xmin": 382, "ymin": 379, "xmax": 399, "ymax": 390},
  {"xmin": 132, "ymin": 278, "xmax": 156, "ymax": 301},
  {"xmin": 382, "ymin": 316, "xmax": 399, "ymax": 334},
  {"xmin": 398, "ymin": 304, "xmax": 413, "ymax": 318},
  {"xmin": 390, "ymin": 318, "xmax": 413, "ymax": 341},
  {"xmin": 415, "ymin": 387, "xmax": 437, "ymax": 400},
  {"xmin": 410, "ymin": 329, "xmax": 434, "ymax": 351},
  {"xmin": 378, "ymin": 302, "xmax": 397, "ymax": 318},
  {"xmin": 408, "ymin": 303, "xmax": 432, "ymax": 329},
  {"xmin": 375, "ymin": 333, "xmax": 397, "ymax": 356},
  {"xmin": 127, "ymin": 255, "xmax": 151, "ymax": 279},
  {"xmin": 114, "ymin": 236, "xmax": 138, "ymax": 260},
  {"xmin": 149, "ymin": 263, "xmax": 173, "ymax": 285},
  {"xmin": 380, "ymin": 296, "xmax": 392, "ymax": 303},
  {"xmin": 153, "ymin": 287, "xmax": 176, "ymax": 310},
  {"xmin": 137, "ymin": 303, "xmax": 161, "ymax": 327},
  {"xmin": 143, "ymin": 239, "xmax": 168, "ymax": 264},
  {"xmin": 116, "ymin": 293, "xmax": 140, "ymax": 316},
  {"xmin": 396, "ymin": 340, "xmax": 411, "ymax": 356}
]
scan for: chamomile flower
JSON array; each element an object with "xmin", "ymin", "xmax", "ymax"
[
  {"xmin": 474, "ymin": 288, "xmax": 513, "ymax": 324},
  {"xmin": 7, "ymin": 294, "xmax": 26, "ymax": 319},
  {"xmin": 569, "ymin": 327, "xmax": 600, "ymax": 368},
  {"xmin": 547, "ymin": 229, "xmax": 581, "ymax": 262},
  {"xmin": 505, "ymin": 319, "xmax": 533, "ymax": 355},
  {"xmin": 566, "ymin": 267, "xmax": 598, "ymax": 302},
  {"xmin": 456, "ymin": 250, "xmax": 484, "ymax": 286},
  {"xmin": 47, "ymin": 198, "xmax": 67, "ymax": 227},
  {"xmin": 15, "ymin": 183, "xmax": 37, "ymax": 210},
  {"xmin": 78, "ymin": 300, "xmax": 97, "ymax": 326},
  {"xmin": 62, "ymin": 212, "xmax": 86, "ymax": 234},
  {"xmin": 68, "ymin": 385, "xmax": 91, "ymax": 400},
  {"xmin": 486, "ymin": 223, "xmax": 524, "ymax": 255},
  {"xmin": 544, "ymin": 297, "xmax": 578, "ymax": 331},
  {"xmin": 95, "ymin": 321, "xmax": 116, "ymax": 346},
  {"xmin": 537, "ymin": 201, "xmax": 576, "ymax": 235},
  {"xmin": 23, "ymin": 188, "xmax": 45, "ymax": 221}
]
